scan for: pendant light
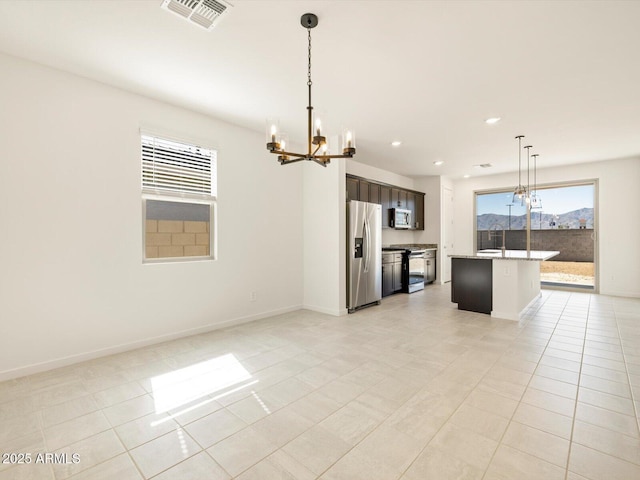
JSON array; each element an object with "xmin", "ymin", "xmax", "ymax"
[
  {"xmin": 524, "ymin": 144, "xmax": 533, "ymax": 206},
  {"xmin": 530, "ymin": 153, "xmax": 543, "ymax": 209},
  {"xmin": 266, "ymin": 13, "xmax": 356, "ymax": 167},
  {"xmin": 513, "ymin": 135, "xmax": 527, "ymax": 205}
]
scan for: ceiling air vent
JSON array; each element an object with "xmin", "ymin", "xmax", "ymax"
[
  {"xmin": 474, "ymin": 163, "xmax": 493, "ymax": 169},
  {"xmin": 161, "ymin": 0, "xmax": 232, "ymax": 31}
]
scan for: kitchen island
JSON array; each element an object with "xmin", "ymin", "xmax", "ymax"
[{"xmin": 449, "ymin": 250, "xmax": 559, "ymax": 321}]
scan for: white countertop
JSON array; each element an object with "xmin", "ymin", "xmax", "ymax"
[{"xmin": 449, "ymin": 250, "xmax": 560, "ymax": 261}]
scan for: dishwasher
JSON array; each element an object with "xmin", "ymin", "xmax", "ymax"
[{"xmin": 424, "ymin": 249, "xmax": 436, "ymax": 284}]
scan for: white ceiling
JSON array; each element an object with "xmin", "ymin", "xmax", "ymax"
[{"xmin": 1, "ymin": 0, "xmax": 639, "ymax": 178}]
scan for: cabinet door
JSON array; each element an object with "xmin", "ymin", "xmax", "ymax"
[
  {"xmin": 400, "ymin": 190, "xmax": 408, "ymax": 208},
  {"xmin": 392, "ymin": 189, "xmax": 407, "ymax": 209},
  {"xmin": 391, "ymin": 189, "xmax": 400, "ymax": 208},
  {"xmin": 393, "ymin": 262, "xmax": 403, "ymax": 291},
  {"xmin": 369, "ymin": 183, "xmax": 381, "ymax": 204},
  {"xmin": 359, "ymin": 180, "xmax": 370, "ymax": 203},
  {"xmin": 382, "ymin": 264, "xmax": 394, "ymax": 297},
  {"xmin": 346, "ymin": 177, "xmax": 359, "ymax": 202},
  {"xmin": 380, "ymin": 186, "xmax": 391, "ymax": 228},
  {"xmin": 407, "ymin": 193, "xmax": 416, "ymax": 229},
  {"xmin": 415, "ymin": 194, "xmax": 425, "ymax": 230}
]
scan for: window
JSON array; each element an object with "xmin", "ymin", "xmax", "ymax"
[
  {"xmin": 141, "ymin": 133, "xmax": 216, "ymax": 261},
  {"xmin": 475, "ymin": 181, "xmax": 596, "ymax": 289}
]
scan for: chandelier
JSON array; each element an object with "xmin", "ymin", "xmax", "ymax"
[{"xmin": 266, "ymin": 13, "xmax": 356, "ymax": 167}]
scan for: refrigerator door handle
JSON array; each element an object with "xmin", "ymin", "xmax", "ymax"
[
  {"xmin": 363, "ymin": 218, "xmax": 369, "ymax": 273},
  {"xmin": 366, "ymin": 217, "xmax": 371, "ymax": 273}
]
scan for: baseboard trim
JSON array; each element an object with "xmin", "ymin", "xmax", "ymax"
[
  {"xmin": 302, "ymin": 304, "xmax": 348, "ymax": 317},
  {"xmin": 0, "ymin": 304, "xmax": 303, "ymax": 382}
]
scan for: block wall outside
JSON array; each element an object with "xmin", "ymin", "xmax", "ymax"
[
  {"xmin": 477, "ymin": 229, "xmax": 594, "ymax": 262},
  {"xmin": 145, "ymin": 220, "xmax": 210, "ymax": 258}
]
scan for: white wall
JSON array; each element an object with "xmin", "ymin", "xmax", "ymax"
[
  {"xmin": 302, "ymin": 159, "xmax": 347, "ymax": 316},
  {"xmin": 0, "ymin": 53, "xmax": 304, "ymax": 379},
  {"xmin": 452, "ymin": 157, "xmax": 640, "ymax": 297}
]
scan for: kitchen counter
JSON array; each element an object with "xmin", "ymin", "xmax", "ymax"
[
  {"xmin": 389, "ymin": 243, "xmax": 438, "ymax": 250},
  {"xmin": 449, "ymin": 250, "xmax": 559, "ymax": 321},
  {"xmin": 450, "ymin": 250, "xmax": 559, "ymax": 261}
]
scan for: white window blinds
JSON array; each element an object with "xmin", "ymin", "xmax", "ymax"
[{"xmin": 142, "ymin": 134, "xmax": 216, "ymax": 197}]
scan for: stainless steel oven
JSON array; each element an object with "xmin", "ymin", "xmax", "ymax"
[{"xmin": 403, "ymin": 249, "xmax": 425, "ymax": 293}]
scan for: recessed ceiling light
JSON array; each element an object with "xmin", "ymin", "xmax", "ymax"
[
  {"xmin": 463, "ymin": 174, "xmax": 471, "ymax": 178},
  {"xmin": 433, "ymin": 160, "xmax": 444, "ymax": 166},
  {"xmin": 391, "ymin": 141, "xmax": 402, "ymax": 147},
  {"xmin": 485, "ymin": 117, "xmax": 501, "ymax": 124}
]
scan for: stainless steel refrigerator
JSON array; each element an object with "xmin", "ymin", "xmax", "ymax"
[{"xmin": 347, "ymin": 200, "xmax": 382, "ymax": 313}]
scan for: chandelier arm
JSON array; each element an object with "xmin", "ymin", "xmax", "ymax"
[
  {"xmin": 311, "ymin": 158, "xmax": 329, "ymax": 167},
  {"xmin": 315, "ymin": 153, "xmax": 354, "ymax": 159},
  {"xmin": 279, "ymin": 157, "xmax": 306, "ymax": 165},
  {"xmin": 275, "ymin": 150, "xmax": 306, "ymax": 159}
]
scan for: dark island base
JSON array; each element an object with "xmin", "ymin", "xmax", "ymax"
[{"xmin": 451, "ymin": 258, "xmax": 493, "ymax": 314}]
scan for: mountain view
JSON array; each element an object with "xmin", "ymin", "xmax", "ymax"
[{"xmin": 477, "ymin": 208, "xmax": 594, "ymax": 230}]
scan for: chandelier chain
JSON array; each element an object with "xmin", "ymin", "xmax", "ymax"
[{"xmin": 307, "ymin": 28, "xmax": 312, "ymax": 87}]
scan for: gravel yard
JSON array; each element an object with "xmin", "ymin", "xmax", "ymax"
[{"xmin": 540, "ymin": 261, "xmax": 594, "ymax": 285}]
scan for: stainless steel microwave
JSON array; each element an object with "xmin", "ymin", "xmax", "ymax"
[{"xmin": 391, "ymin": 208, "xmax": 412, "ymax": 229}]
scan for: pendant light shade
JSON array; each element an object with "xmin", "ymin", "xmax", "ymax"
[
  {"xmin": 513, "ymin": 135, "xmax": 527, "ymax": 205},
  {"xmin": 530, "ymin": 153, "xmax": 543, "ymax": 209}
]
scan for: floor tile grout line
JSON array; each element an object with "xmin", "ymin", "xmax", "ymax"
[
  {"xmin": 196, "ymin": 345, "xmax": 403, "ymax": 479},
  {"xmin": 305, "ymin": 302, "xmax": 523, "ymax": 479},
  {"xmin": 563, "ymin": 292, "xmax": 591, "ymax": 480},
  {"xmin": 47, "ymin": 322, "xmax": 429, "ymax": 479},
  {"xmin": 477, "ymin": 290, "xmax": 573, "ymax": 480},
  {"xmin": 393, "ymin": 290, "xmax": 557, "ymax": 480},
  {"xmin": 281, "ymin": 355, "xmax": 439, "ymax": 480},
  {"xmin": 3, "ymin": 288, "xmax": 639, "ymax": 479},
  {"xmin": 611, "ymin": 300, "xmax": 640, "ymax": 438}
]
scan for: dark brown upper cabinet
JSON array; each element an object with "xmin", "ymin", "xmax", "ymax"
[
  {"xmin": 346, "ymin": 176, "xmax": 359, "ymax": 202},
  {"xmin": 369, "ymin": 182, "xmax": 380, "ymax": 204},
  {"xmin": 359, "ymin": 180, "xmax": 370, "ymax": 203},
  {"xmin": 391, "ymin": 188, "xmax": 408, "ymax": 209},
  {"xmin": 414, "ymin": 193, "xmax": 424, "ymax": 230},
  {"xmin": 346, "ymin": 174, "xmax": 424, "ymax": 230}
]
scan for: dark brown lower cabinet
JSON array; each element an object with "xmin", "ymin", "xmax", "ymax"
[
  {"xmin": 382, "ymin": 252, "xmax": 404, "ymax": 297},
  {"xmin": 451, "ymin": 258, "xmax": 493, "ymax": 314}
]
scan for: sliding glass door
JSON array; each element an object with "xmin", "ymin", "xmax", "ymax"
[{"xmin": 475, "ymin": 181, "xmax": 596, "ymax": 290}]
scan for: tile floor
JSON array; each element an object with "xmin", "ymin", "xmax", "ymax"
[{"xmin": 1, "ymin": 285, "xmax": 640, "ymax": 479}]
